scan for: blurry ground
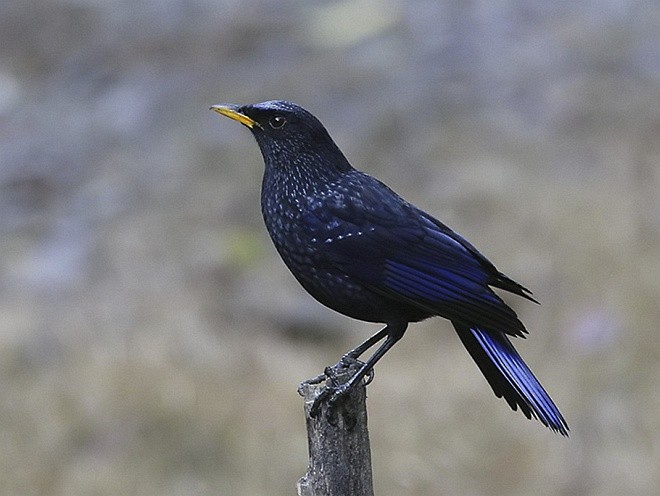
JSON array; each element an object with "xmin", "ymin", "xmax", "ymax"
[{"xmin": 1, "ymin": 0, "xmax": 659, "ymax": 495}]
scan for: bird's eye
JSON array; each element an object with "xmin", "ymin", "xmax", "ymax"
[{"xmin": 269, "ymin": 115, "xmax": 287, "ymax": 129}]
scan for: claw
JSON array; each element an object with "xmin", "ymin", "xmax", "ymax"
[
  {"xmin": 309, "ymin": 379, "xmax": 357, "ymax": 418},
  {"xmin": 327, "ymin": 382, "xmax": 351, "ymax": 407},
  {"xmin": 300, "ymin": 372, "xmax": 327, "ymax": 387},
  {"xmin": 307, "ymin": 357, "xmax": 376, "ymax": 418},
  {"xmin": 309, "ymin": 387, "xmax": 332, "ymax": 418},
  {"xmin": 364, "ymin": 368, "xmax": 375, "ymax": 386},
  {"xmin": 339, "ymin": 355, "xmax": 364, "ymax": 369}
]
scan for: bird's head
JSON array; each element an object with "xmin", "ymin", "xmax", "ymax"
[{"xmin": 211, "ymin": 100, "xmax": 353, "ymax": 176}]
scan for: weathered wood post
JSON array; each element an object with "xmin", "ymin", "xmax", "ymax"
[{"xmin": 297, "ymin": 361, "xmax": 374, "ymax": 496}]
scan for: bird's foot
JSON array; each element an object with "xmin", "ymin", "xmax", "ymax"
[
  {"xmin": 309, "ymin": 381, "xmax": 353, "ymax": 418},
  {"xmin": 308, "ymin": 362, "xmax": 371, "ymax": 418},
  {"xmin": 299, "ymin": 371, "xmax": 327, "ymax": 387},
  {"xmin": 341, "ymin": 349, "xmax": 365, "ymax": 363},
  {"xmin": 339, "ymin": 354, "xmax": 375, "ymax": 385}
]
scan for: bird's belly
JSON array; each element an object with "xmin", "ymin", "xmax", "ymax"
[{"xmin": 296, "ymin": 267, "xmax": 386, "ymax": 322}]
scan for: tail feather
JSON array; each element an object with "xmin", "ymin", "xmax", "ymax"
[{"xmin": 453, "ymin": 323, "xmax": 569, "ymax": 436}]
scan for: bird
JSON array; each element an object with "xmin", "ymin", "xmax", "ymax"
[{"xmin": 211, "ymin": 100, "xmax": 569, "ymax": 436}]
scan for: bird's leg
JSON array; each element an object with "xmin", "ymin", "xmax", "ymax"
[
  {"xmin": 341, "ymin": 326, "xmax": 390, "ymax": 361},
  {"xmin": 310, "ymin": 322, "xmax": 408, "ymax": 417},
  {"xmin": 338, "ymin": 326, "xmax": 389, "ymax": 386}
]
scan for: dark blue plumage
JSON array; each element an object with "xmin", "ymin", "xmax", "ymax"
[{"xmin": 212, "ymin": 100, "xmax": 568, "ymax": 435}]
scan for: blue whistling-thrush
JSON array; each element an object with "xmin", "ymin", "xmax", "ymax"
[{"xmin": 211, "ymin": 100, "xmax": 568, "ymax": 436}]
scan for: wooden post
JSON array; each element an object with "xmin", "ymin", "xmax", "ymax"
[{"xmin": 297, "ymin": 361, "xmax": 374, "ymax": 496}]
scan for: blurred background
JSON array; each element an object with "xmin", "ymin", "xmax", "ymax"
[{"xmin": 1, "ymin": 0, "xmax": 659, "ymax": 495}]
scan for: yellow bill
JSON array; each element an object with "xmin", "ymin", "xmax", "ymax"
[{"xmin": 210, "ymin": 104, "xmax": 260, "ymax": 129}]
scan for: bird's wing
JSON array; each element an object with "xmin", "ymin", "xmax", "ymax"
[{"xmin": 307, "ymin": 174, "xmax": 529, "ymax": 335}]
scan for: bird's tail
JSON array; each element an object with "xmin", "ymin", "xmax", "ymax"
[{"xmin": 453, "ymin": 323, "xmax": 569, "ymax": 436}]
